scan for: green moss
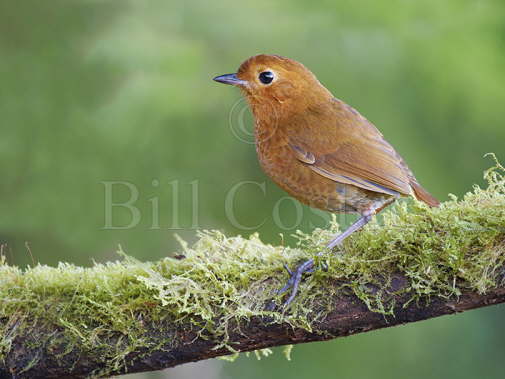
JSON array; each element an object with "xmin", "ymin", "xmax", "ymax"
[{"xmin": 1, "ymin": 157, "xmax": 505, "ymax": 376}]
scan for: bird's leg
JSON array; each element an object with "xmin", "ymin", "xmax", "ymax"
[
  {"xmin": 276, "ymin": 204, "xmax": 389, "ymax": 307},
  {"xmin": 326, "ymin": 212, "xmax": 372, "ymax": 249}
]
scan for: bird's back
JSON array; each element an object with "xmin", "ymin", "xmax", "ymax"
[{"xmin": 254, "ymin": 97, "xmax": 439, "ymax": 212}]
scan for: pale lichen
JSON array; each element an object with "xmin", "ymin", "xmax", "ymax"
[{"xmin": 0, "ymin": 157, "xmax": 504, "ymax": 376}]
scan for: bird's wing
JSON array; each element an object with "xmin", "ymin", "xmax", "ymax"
[{"xmin": 288, "ymin": 99, "xmax": 414, "ymax": 197}]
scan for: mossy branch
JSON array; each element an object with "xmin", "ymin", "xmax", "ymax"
[
  {"xmin": 2, "ymin": 276, "xmax": 505, "ymax": 379},
  {"xmin": 1, "ymin": 158, "xmax": 505, "ymax": 378}
]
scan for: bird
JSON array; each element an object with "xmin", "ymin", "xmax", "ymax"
[{"xmin": 213, "ymin": 54, "xmax": 439, "ymax": 306}]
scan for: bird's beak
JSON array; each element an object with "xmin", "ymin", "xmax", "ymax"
[{"xmin": 213, "ymin": 73, "xmax": 248, "ymax": 86}]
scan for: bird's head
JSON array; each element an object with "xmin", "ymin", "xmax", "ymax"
[{"xmin": 213, "ymin": 54, "xmax": 332, "ymax": 110}]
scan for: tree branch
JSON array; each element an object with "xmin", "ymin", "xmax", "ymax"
[
  {"xmin": 1, "ymin": 275, "xmax": 505, "ymax": 378},
  {"xmin": 1, "ymin": 163, "xmax": 504, "ymax": 378}
]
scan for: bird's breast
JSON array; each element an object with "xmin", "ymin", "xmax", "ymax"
[
  {"xmin": 254, "ymin": 121, "xmax": 391, "ymax": 214},
  {"xmin": 255, "ymin": 125, "xmax": 348, "ymax": 213}
]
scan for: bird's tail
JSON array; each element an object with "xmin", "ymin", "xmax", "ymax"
[{"xmin": 410, "ymin": 181, "xmax": 440, "ymax": 207}]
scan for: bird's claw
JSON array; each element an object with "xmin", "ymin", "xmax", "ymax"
[
  {"xmin": 275, "ymin": 258, "xmax": 315, "ymax": 307},
  {"xmin": 282, "ymin": 263, "xmax": 293, "ymax": 276}
]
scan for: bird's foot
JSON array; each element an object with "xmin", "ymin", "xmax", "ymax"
[{"xmin": 275, "ymin": 258, "xmax": 316, "ymax": 307}]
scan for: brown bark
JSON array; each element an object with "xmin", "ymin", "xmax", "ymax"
[{"xmin": 1, "ymin": 275, "xmax": 504, "ymax": 379}]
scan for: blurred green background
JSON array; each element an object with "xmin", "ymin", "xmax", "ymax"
[{"xmin": 1, "ymin": 0, "xmax": 504, "ymax": 378}]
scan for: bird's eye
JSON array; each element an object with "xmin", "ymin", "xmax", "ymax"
[{"xmin": 258, "ymin": 71, "xmax": 275, "ymax": 84}]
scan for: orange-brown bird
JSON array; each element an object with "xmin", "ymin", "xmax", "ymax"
[{"xmin": 214, "ymin": 54, "xmax": 439, "ymax": 305}]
